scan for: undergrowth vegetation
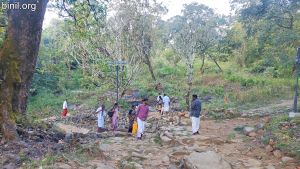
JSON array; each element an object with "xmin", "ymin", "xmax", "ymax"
[
  {"xmin": 264, "ymin": 115, "xmax": 300, "ymax": 158},
  {"xmin": 22, "ymin": 143, "xmax": 101, "ymax": 168},
  {"xmin": 27, "ymin": 59, "xmax": 294, "ymax": 120}
]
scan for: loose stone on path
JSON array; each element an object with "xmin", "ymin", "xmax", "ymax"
[{"xmin": 183, "ymin": 151, "xmax": 232, "ymax": 169}]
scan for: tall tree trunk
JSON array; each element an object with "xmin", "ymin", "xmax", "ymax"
[
  {"xmin": 144, "ymin": 53, "xmax": 156, "ymax": 81},
  {"xmin": 0, "ymin": 0, "xmax": 48, "ymax": 141},
  {"xmin": 185, "ymin": 61, "xmax": 193, "ymax": 111}
]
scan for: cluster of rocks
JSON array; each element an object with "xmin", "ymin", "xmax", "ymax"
[
  {"xmin": 152, "ymin": 117, "xmax": 234, "ymax": 169},
  {"xmin": 265, "ymin": 139, "xmax": 296, "ymax": 163},
  {"xmin": 1, "ymin": 123, "xmax": 68, "ymax": 168},
  {"xmin": 61, "ymin": 114, "xmax": 234, "ymax": 169},
  {"xmin": 1, "ymin": 116, "xmax": 116, "ymax": 169},
  {"xmin": 3, "ymin": 106, "xmax": 299, "ymax": 169},
  {"xmin": 238, "ymin": 122, "xmax": 298, "ymax": 167},
  {"xmin": 278, "ymin": 121, "xmax": 299, "ymax": 131},
  {"xmin": 236, "ymin": 123, "xmax": 265, "ymax": 138}
]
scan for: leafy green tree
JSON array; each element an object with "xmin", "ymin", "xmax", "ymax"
[
  {"xmin": 230, "ymin": 0, "xmax": 300, "ymax": 76},
  {"xmin": 108, "ymin": 0, "xmax": 166, "ymax": 82},
  {"xmin": 171, "ymin": 3, "xmax": 222, "ymax": 109}
]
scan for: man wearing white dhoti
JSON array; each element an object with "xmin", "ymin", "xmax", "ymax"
[
  {"xmin": 136, "ymin": 98, "xmax": 149, "ymax": 140},
  {"xmin": 190, "ymin": 94, "xmax": 201, "ymax": 135},
  {"xmin": 96, "ymin": 104, "xmax": 106, "ymax": 132},
  {"xmin": 162, "ymin": 94, "xmax": 170, "ymax": 115}
]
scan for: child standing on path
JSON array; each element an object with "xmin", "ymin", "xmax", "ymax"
[
  {"xmin": 156, "ymin": 93, "xmax": 163, "ymax": 115},
  {"xmin": 128, "ymin": 105, "xmax": 137, "ymax": 133}
]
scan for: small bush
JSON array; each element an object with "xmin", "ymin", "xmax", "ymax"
[
  {"xmin": 27, "ymin": 90, "xmax": 63, "ymax": 118},
  {"xmin": 154, "ymin": 134, "xmax": 161, "ymax": 145},
  {"xmin": 157, "ymin": 66, "xmax": 177, "ymax": 77},
  {"xmin": 227, "ymin": 132, "xmax": 236, "ymax": 140},
  {"xmin": 225, "ymin": 73, "xmax": 266, "ymax": 87}
]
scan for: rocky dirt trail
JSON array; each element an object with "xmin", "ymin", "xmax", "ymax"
[
  {"xmin": 241, "ymin": 99, "xmax": 293, "ymax": 117},
  {"xmin": 53, "ymin": 109, "xmax": 298, "ymax": 169},
  {"xmin": 1, "ymin": 100, "xmax": 299, "ymax": 169}
]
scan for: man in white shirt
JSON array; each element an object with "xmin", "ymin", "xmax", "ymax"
[
  {"xmin": 162, "ymin": 94, "xmax": 170, "ymax": 115},
  {"xmin": 62, "ymin": 99, "xmax": 68, "ymax": 117}
]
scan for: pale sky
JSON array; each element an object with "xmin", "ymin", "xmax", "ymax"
[
  {"xmin": 159, "ymin": 0, "xmax": 231, "ymax": 20},
  {"xmin": 43, "ymin": 0, "xmax": 231, "ymax": 27}
]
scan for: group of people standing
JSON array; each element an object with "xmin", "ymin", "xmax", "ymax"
[
  {"xmin": 156, "ymin": 93, "xmax": 170, "ymax": 116},
  {"xmin": 96, "ymin": 103, "xmax": 119, "ymax": 134},
  {"xmin": 63, "ymin": 92, "xmax": 202, "ymax": 139},
  {"xmin": 156, "ymin": 93, "xmax": 202, "ymax": 135},
  {"xmin": 96, "ymin": 99, "xmax": 149, "ymax": 139}
]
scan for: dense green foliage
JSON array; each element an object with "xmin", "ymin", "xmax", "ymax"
[{"xmin": 229, "ymin": 0, "xmax": 300, "ymax": 75}]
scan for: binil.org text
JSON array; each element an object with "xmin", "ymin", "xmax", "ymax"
[{"xmin": 1, "ymin": 2, "xmax": 37, "ymax": 12}]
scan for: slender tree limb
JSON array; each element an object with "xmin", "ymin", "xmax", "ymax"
[
  {"xmin": 62, "ymin": 0, "xmax": 77, "ymax": 25},
  {"xmin": 207, "ymin": 54, "xmax": 223, "ymax": 72},
  {"xmin": 200, "ymin": 55, "xmax": 205, "ymax": 74}
]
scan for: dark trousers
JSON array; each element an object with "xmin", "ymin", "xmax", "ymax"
[{"xmin": 128, "ymin": 120, "xmax": 134, "ymax": 133}]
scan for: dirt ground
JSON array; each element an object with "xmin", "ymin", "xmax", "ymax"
[
  {"xmin": 69, "ymin": 111, "xmax": 299, "ymax": 169},
  {"xmin": 1, "ymin": 100, "xmax": 300, "ymax": 169}
]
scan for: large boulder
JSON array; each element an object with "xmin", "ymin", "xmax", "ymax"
[
  {"xmin": 160, "ymin": 135, "xmax": 172, "ymax": 145},
  {"xmin": 243, "ymin": 126, "xmax": 255, "ymax": 135},
  {"xmin": 289, "ymin": 112, "xmax": 300, "ymax": 118},
  {"xmin": 281, "ymin": 156, "xmax": 295, "ymax": 163},
  {"xmin": 183, "ymin": 151, "xmax": 232, "ymax": 169},
  {"xmin": 99, "ymin": 144, "xmax": 112, "ymax": 152}
]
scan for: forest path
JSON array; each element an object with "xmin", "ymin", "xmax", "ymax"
[
  {"xmin": 53, "ymin": 100, "xmax": 299, "ymax": 169},
  {"xmin": 241, "ymin": 99, "xmax": 293, "ymax": 117}
]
